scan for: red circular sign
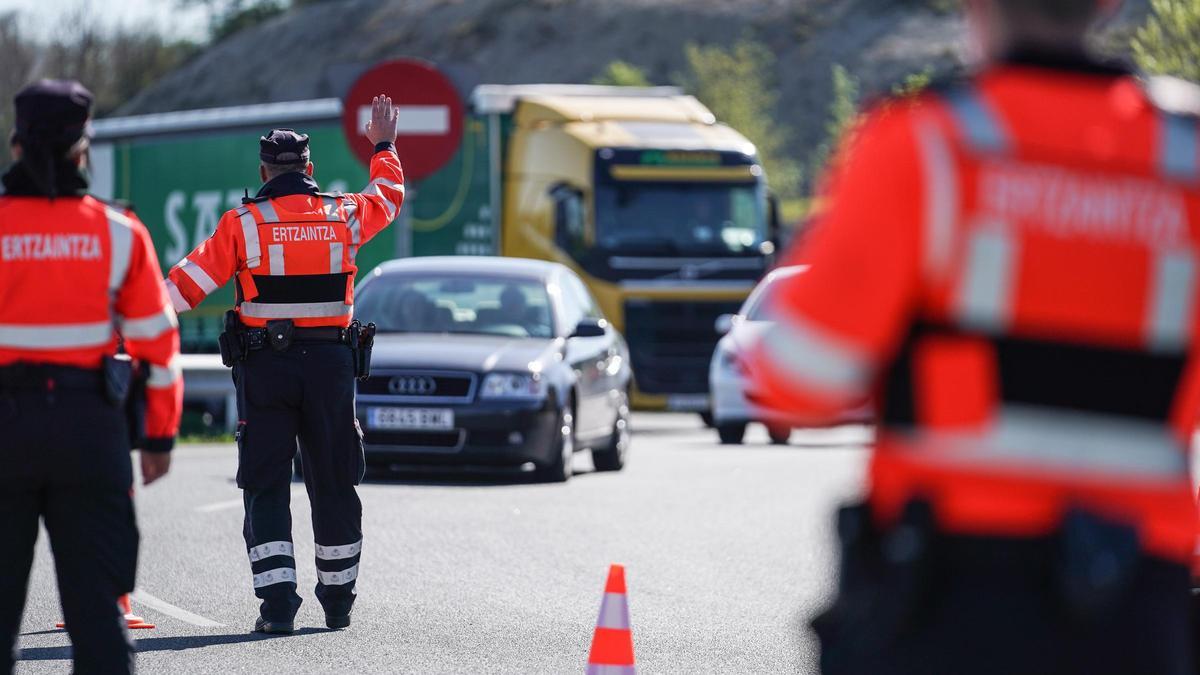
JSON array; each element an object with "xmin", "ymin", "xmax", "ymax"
[{"xmin": 342, "ymin": 59, "xmax": 464, "ymax": 181}]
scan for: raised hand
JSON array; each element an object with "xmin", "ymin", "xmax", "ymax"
[{"xmin": 364, "ymin": 94, "xmax": 399, "ymax": 146}]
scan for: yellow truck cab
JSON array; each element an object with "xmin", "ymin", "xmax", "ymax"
[{"xmin": 472, "ymin": 85, "xmax": 778, "ymax": 412}]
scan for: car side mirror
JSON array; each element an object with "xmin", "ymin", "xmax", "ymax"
[
  {"xmin": 569, "ymin": 318, "xmax": 608, "ymax": 339},
  {"xmin": 714, "ymin": 314, "xmax": 740, "ymax": 335}
]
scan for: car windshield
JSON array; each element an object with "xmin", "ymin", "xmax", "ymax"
[
  {"xmin": 594, "ymin": 181, "xmax": 765, "ymax": 256},
  {"xmin": 742, "ymin": 267, "xmax": 807, "ymax": 321},
  {"xmin": 357, "ymin": 274, "xmax": 554, "ymax": 338}
]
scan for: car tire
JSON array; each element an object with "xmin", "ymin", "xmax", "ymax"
[
  {"xmin": 539, "ymin": 405, "xmax": 575, "ymax": 483},
  {"xmin": 717, "ymin": 422, "xmax": 746, "ymax": 445},
  {"xmin": 767, "ymin": 425, "xmax": 791, "ymax": 445},
  {"xmin": 699, "ymin": 411, "xmax": 715, "ymax": 428},
  {"xmin": 592, "ymin": 390, "xmax": 630, "ymax": 472}
]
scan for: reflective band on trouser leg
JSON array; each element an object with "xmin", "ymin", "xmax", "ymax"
[
  {"xmin": 118, "ymin": 307, "xmax": 178, "ymax": 341},
  {"xmin": 178, "ymin": 258, "xmax": 219, "ymax": 295},
  {"xmin": 239, "ymin": 301, "xmax": 351, "ymax": 320},
  {"xmin": 0, "ymin": 322, "xmax": 112, "ymax": 349},
  {"xmin": 1147, "ymin": 250, "xmax": 1196, "ymax": 353},
  {"xmin": 596, "ymin": 593, "xmax": 630, "ymax": 630},
  {"xmin": 238, "ymin": 208, "xmax": 262, "ymax": 269},
  {"xmin": 252, "ymin": 567, "xmax": 297, "ymax": 588},
  {"xmin": 317, "ymin": 564, "xmax": 359, "ymax": 586},
  {"xmin": 147, "ymin": 359, "xmax": 182, "ymax": 388},
  {"xmin": 917, "ymin": 404, "xmax": 1188, "ymax": 480},
  {"xmin": 914, "ymin": 117, "xmax": 959, "ymax": 278},
  {"xmin": 944, "ymin": 87, "xmax": 1011, "ymax": 155},
  {"xmin": 255, "ymin": 200, "xmax": 280, "ymax": 224},
  {"xmin": 1160, "ymin": 113, "xmax": 1199, "ymax": 183},
  {"xmin": 267, "ymin": 244, "xmax": 286, "ymax": 276},
  {"xmin": 955, "ymin": 226, "xmax": 1016, "ymax": 332},
  {"xmin": 107, "ymin": 210, "xmax": 134, "ymax": 291},
  {"xmin": 760, "ymin": 314, "xmax": 870, "ymax": 398},
  {"xmin": 248, "ymin": 541, "xmax": 295, "ymax": 563},
  {"xmin": 329, "ymin": 243, "xmax": 344, "ymax": 274},
  {"xmin": 315, "ymin": 539, "xmax": 361, "ymax": 560}
]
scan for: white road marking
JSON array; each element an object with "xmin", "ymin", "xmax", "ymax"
[
  {"xmin": 194, "ymin": 497, "xmax": 243, "ymax": 514},
  {"xmin": 131, "ymin": 589, "xmax": 225, "ymax": 628}
]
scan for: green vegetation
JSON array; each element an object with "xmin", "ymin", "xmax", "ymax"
[
  {"xmin": 592, "ymin": 61, "xmax": 652, "ymax": 87},
  {"xmin": 892, "ymin": 68, "xmax": 934, "ymax": 97},
  {"xmin": 1132, "ymin": 0, "xmax": 1200, "ymax": 82},
  {"xmin": 676, "ymin": 39, "xmax": 801, "ymax": 198},
  {"xmin": 805, "ymin": 64, "xmax": 861, "ymax": 191}
]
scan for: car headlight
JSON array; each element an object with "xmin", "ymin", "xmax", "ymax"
[
  {"xmin": 717, "ymin": 348, "xmax": 748, "ymax": 376},
  {"xmin": 480, "ymin": 372, "xmax": 547, "ymax": 399}
]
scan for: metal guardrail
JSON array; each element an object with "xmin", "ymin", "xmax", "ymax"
[{"xmin": 179, "ymin": 354, "xmax": 236, "ymax": 432}]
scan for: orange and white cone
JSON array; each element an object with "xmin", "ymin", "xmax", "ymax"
[
  {"xmin": 56, "ymin": 594, "xmax": 154, "ymax": 630},
  {"xmin": 586, "ymin": 564, "xmax": 636, "ymax": 674}
]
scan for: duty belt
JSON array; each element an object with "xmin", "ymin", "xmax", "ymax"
[
  {"xmin": 0, "ymin": 363, "xmax": 105, "ymax": 391},
  {"xmin": 244, "ymin": 325, "xmax": 348, "ymax": 349}
]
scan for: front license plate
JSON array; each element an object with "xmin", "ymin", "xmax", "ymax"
[{"xmin": 368, "ymin": 407, "xmax": 455, "ymax": 431}]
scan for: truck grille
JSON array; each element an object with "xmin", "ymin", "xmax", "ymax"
[
  {"xmin": 358, "ymin": 370, "xmax": 476, "ymax": 402},
  {"xmin": 623, "ymin": 299, "xmax": 742, "ymax": 395}
]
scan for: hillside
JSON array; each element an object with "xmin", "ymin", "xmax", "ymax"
[{"xmin": 119, "ymin": 0, "xmax": 1151, "ymax": 162}]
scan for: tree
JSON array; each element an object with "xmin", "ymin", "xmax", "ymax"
[
  {"xmin": 592, "ymin": 61, "xmax": 652, "ymax": 87},
  {"xmin": 677, "ymin": 39, "xmax": 801, "ymax": 198},
  {"xmin": 806, "ymin": 64, "xmax": 860, "ymax": 191},
  {"xmin": 1132, "ymin": 0, "xmax": 1200, "ymax": 82}
]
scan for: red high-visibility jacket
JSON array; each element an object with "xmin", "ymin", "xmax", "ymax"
[
  {"xmin": 750, "ymin": 62, "xmax": 1200, "ymax": 564},
  {"xmin": 165, "ymin": 148, "xmax": 405, "ymax": 327},
  {"xmin": 0, "ymin": 196, "xmax": 183, "ymax": 449}
]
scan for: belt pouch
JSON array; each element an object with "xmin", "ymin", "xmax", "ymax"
[
  {"xmin": 102, "ymin": 355, "xmax": 133, "ymax": 406},
  {"xmin": 266, "ymin": 320, "xmax": 295, "ymax": 352}
]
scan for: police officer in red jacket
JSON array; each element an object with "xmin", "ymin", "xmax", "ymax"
[
  {"xmin": 0, "ymin": 81, "xmax": 183, "ymax": 674},
  {"xmin": 749, "ymin": 1, "xmax": 1200, "ymax": 673},
  {"xmin": 166, "ymin": 95, "xmax": 403, "ymax": 635}
]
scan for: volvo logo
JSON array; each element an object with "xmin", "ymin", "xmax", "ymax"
[{"xmin": 388, "ymin": 376, "xmax": 437, "ymax": 396}]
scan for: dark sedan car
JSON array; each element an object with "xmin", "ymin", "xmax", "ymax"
[{"xmin": 348, "ymin": 256, "xmax": 632, "ymax": 481}]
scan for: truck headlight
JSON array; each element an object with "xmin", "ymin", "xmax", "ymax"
[{"xmin": 481, "ymin": 372, "xmax": 547, "ymax": 399}]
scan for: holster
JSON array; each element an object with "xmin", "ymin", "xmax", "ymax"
[
  {"xmin": 1055, "ymin": 507, "xmax": 1140, "ymax": 619},
  {"xmin": 350, "ymin": 321, "xmax": 376, "ymax": 380},
  {"xmin": 218, "ymin": 309, "xmax": 245, "ymax": 367},
  {"xmin": 124, "ymin": 362, "xmax": 149, "ymax": 451},
  {"xmin": 101, "ymin": 354, "xmax": 134, "ymax": 407}
]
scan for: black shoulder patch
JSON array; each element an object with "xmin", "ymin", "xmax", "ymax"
[
  {"xmin": 93, "ymin": 195, "xmax": 136, "ymax": 213},
  {"xmin": 241, "ymin": 194, "xmax": 271, "ymax": 205},
  {"xmin": 315, "ymin": 191, "xmax": 345, "ymax": 199}
]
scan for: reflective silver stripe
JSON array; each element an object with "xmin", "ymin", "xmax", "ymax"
[
  {"xmin": 955, "ymin": 227, "xmax": 1015, "ymax": 332},
  {"xmin": 760, "ymin": 314, "xmax": 870, "ymax": 396},
  {"xmin": 107, "ymin": 210, "xmax": 134, "ymax": 291},
  {"xmin": 316, "ymin": 564, "xmax": 358, "ymax": 586},
  {"xmin": 1146, "ymin": 250, "xmax": 1196, "ymax": 352},
  {"xmin": 0, "ymin": 322, "xmax": 112, "ymax": 349},
  {"xmin": 914, "ymin": 117, "xmax": 958, "ymax": 279},
  {"xmin": 248, "ymin": 540, "xmax": 295, "ymax": 562},
  {"xmin": 363, "ymin": 179, "xmax": 400, "ymax": 219},
  {"xmin": 267, "ymin": 244, "xmax": 286, "ymax": 276},
  {"xmin": 118, "ymin": 307, "xmax": 178, "ymax": 340},
  {"xmin": 164, "ymin": 279, "xmax": 191, "ymax": 312},
  {"xmin": 255, "ymin": 200, "xmax": 279, "ymax": 224},
  {"xmin": 147, "ymin": 359, "xmax": 182, "ymax": 388},
  {"xmin": 596, "ymin": 593, "xmax": 630, "ymax": 630},
  {"xmin": 1160, "ymin": 113, "xmax": 1198, "ymax": 182},
  {"xmin": 238, "ymin": 209, "xmax": 261, "ymax": 269},
  {"xmin": 918, "ymin": 405, "xmax": 1187, "ymax": 480},
  {"xmin": 178, "ymin": 258, "xmax": 218, "ymax": 295},
  {"xmin": 329, "ymin": 242, "xmax": 344, "ymax": 274},
  {"xmin": 347, "ymin": 215, "xmax": 362, "ymax": 246},
  {"xmin": 239, "ymin": 301, "xmax": 351, "ymax": 319},
  {"xmin": 586, "ymin": 666, "xmax": 637, "ymax": 675},
  {"xmin": 252, "ymin": 567, "xmax": 296, "ymax": 588},
  {"xmin": 348, "ymin": 246, "xmax": 358, "ymax": 264},
  {"xmin": 323, "ymin": 196, "xmax": 342, "ymax": 222},
  {"xmin": 945, "ymin": 87, "xmax": 1010, "ymax": 154},
  {"xmin": 315, "ymin": 539, "xmax": 361, "ymax": 560}
]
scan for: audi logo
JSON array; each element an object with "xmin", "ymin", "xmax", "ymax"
[{"xmin": 388, "ymin": 376, "xmax": 438, "ymax": 395}]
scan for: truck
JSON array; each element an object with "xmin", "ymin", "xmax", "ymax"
[{"xmin": 90, "ymin": 83, "xmax": 778, "ymax": 413}]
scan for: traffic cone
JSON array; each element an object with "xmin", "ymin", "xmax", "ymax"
[
  {"xmin": 586, "ymin": 564, "xmax": 636, "ymax": 674},
  {"xmin": 55, "ymin": 594, "xmax": 155, "ymax": 630}
]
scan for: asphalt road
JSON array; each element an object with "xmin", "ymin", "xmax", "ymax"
[{"xmin": 14, "ymin": 413, "xmax": 870, "ymax": 674}]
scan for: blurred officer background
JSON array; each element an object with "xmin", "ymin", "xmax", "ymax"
[
  {"xmin": 0, "ymin": 80, "xmax": 183, "ymax": 674},
  {"xmin": 750, "ymin": 0, "xmax": 1200, "ymax": 673},
  {"xmin": 165, "ymin": 95, "xmax": 403, "ymax": 634}
]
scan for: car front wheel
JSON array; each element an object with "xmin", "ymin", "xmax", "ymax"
[
  {"xmin": 717, "ymin": 422, "xmax": 746, "ymax": 445},
  {"xmin": 592, "ymin": 390, "xmax": 630, "ymax": 472},
  {"xmin": 539, "ymin": 405, "xmax": 575, "ymax": 483}
]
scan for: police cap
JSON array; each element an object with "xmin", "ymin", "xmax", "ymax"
[
  {"xmin": 12, "ymin": 79, "xmax": 94, "ymax": 147},
  {"xmin": 259, "ymin": 128, "xmax": 311, "ymax": 164}
]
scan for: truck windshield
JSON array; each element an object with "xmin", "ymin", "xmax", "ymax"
[{"xmin": 594, "ymin": 181, "xmax": 765, "ymax": 256}]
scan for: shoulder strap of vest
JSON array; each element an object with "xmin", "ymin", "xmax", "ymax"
[
  {"xmin": 934, "ymin": 83, "xmax": 1012, "ymax": 156},
  {"xmin": 1143, "ymin": 76, "xmax": 1200, "ymax": 184}
]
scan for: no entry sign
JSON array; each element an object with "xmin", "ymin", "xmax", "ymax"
[{"xmin": 342, "ymin": 59, "xmax": 464, "ymax": 182}]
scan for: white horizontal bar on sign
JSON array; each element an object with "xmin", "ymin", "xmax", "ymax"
[{"xmin": 357, "ymin": 105, "xmax": 450, "ymax": 136}]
